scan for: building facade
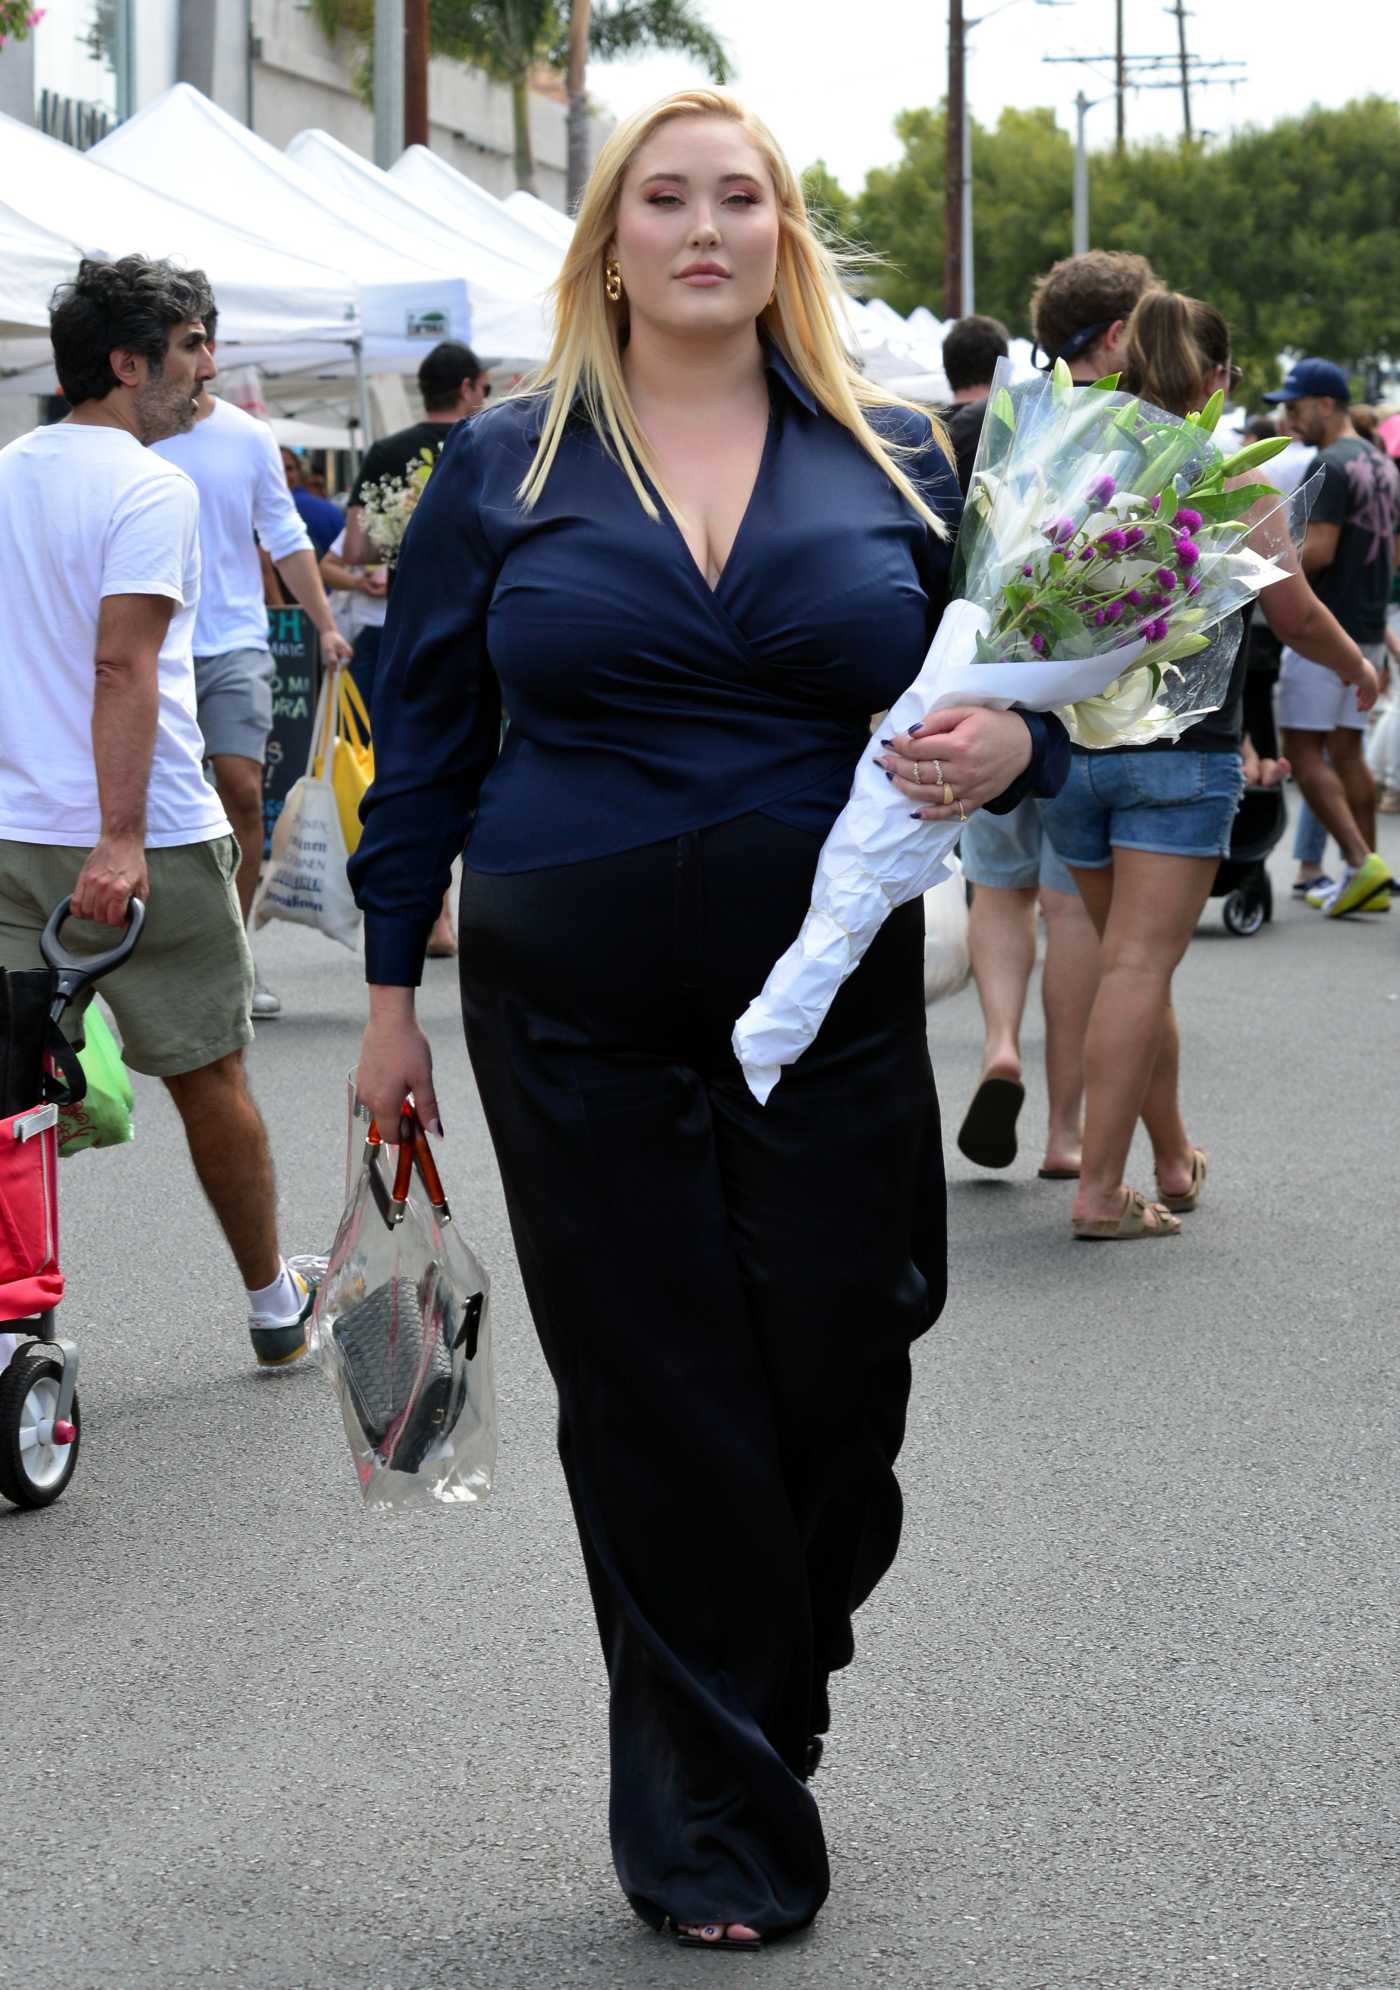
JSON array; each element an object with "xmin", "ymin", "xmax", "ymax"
[{"xmin": 0, "ymin": 0, "xmax": 594, "ymax": 207}]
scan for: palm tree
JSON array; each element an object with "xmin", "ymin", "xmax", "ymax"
[{"xmin": 311, "ymin": 0, "xmax": 730, "ymax": 201}]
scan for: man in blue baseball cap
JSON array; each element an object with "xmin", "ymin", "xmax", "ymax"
[{"xmin": 1266, "ymin": 358, "xmax": 1397, "ymax": 917}]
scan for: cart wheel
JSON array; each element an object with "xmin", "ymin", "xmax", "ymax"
[
  {"xmin": 1223, "ymin": 889, "xmax": 1266, "ymax": 937},
  {"xmin": 0, "ymin": 1346, "xmax": 81, "ymax": 1509},
  {"xmin": 1261, "ymin": 872, "xmax": 1274, "ymax": 924}
]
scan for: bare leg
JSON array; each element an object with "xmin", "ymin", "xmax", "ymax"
[
  {"xmin": 1281, "ymin": 730, "xmax": 1368, "ymax": 870},
  {"xmin": 966, "ymin": 882, "xmax": 1037, "ymax": 1081},
  {"xmin": 163, "ymin": 1050, "xmax": 281, "ymax": 1290},
  {"xmin": 1038, "ymin": 884, "xmax": 1098, "ymax": 1174},
  {"xmin": 1329, "ymin": 727, "xmax": 1377, "ymax": 855},
  {"xmin": 1068, "ymin": 851, "xmax": 1217, "ymax": 1226},
  {"xmin": 1138, "ymin": 1000, "xmax": 1196, "ymax": 1198},
  {"xmin": 210, "ymin": 753, "xmax": 265, "ymax": 925}
]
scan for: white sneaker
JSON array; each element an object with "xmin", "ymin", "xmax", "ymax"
[{"xmin": 252, "ymin": 972, "xmax": 282, "ymax": 1019}]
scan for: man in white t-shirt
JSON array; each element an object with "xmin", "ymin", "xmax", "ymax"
[
  {"xmin": 153, "ymin": 300, "xmax": 352, "ymax": 1017},
  {"xmin": 0, "ymin": 256, "xmax": 317, "ymax": 1369}
]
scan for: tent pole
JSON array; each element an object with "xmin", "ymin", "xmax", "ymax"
[{"xmin": 352, "ymin": 337, "xmax": 372, "ymax": 458}]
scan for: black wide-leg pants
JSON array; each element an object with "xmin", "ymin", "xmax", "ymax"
[{"xmin": 458, "ymin": 812, "xmax": 946, "ymax": 1935}]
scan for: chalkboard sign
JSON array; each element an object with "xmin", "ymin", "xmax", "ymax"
[{"xmin": 263, "ymin": 607, "xmax": 321, "ymax": 854}]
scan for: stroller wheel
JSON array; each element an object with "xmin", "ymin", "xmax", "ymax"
[
  {"xmin": 0, "ymin": 1345, "xmax": 81, "ymax": 1509},
  {"xmin": 1223, "ymin": 888, "xmax": 1266, "ymax": 937}
]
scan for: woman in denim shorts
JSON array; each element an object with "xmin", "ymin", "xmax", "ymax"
[{"xmin": 1042, "ymin": 292, "xmax": 1377, "ymax": 1239}]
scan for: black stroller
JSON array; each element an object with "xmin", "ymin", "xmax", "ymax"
[
  {"xmin": 1209, "ymin": 783, "xmax": 1287, "ymax": 936},
  {"xmin": 0, "ymin": 899, "xmax": 143, "ymax": 1509}
]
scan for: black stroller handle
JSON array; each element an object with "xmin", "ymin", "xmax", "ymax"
[{"xmin": 40, "ymin": 896, "xmax": 146, "ymax": 1007}]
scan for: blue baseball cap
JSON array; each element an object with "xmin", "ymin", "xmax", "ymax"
[{"xmin": 1262, "ymin": 358, "xmax": 1350, "ymax": 404}]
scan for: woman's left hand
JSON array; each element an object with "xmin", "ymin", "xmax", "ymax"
[{"xmin": 876, "ymin": 707, "xmax": 1034, "ymax": 822}]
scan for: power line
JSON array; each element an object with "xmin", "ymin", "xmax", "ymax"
[{"xmin": 1044, "ymin": 45, "xmax": 1246, "ymax": 144}]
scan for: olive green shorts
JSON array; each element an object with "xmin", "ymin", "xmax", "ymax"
[{"xmin": 0, "ymin": 836, "xmax": 254, "ymax": 1078}]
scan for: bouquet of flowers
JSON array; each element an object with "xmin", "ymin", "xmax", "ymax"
[
  {"xmin": 731, "ymin": 358, "xmax": 1316, "ymax": 1104},
  {"xmin": 358, "ymin": 445, "xmax": 437, "ymax": 561}
]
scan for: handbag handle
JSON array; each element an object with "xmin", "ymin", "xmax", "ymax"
[
  {"xmin": 337, "ymin": 672, "xmax": 373, "ymax": 753},
  {"xmin": 365, "ymin": 1100, "xmax": 451, "ymax": 1226}
]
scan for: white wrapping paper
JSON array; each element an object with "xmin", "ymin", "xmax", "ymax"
[{"xmin": 731, "ymin": 600, "xmax": 1148, "ymax": 1103}]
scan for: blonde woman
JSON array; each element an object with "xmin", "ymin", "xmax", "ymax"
[{"xmin": 350, "ymin": 92, "xmax": 1067, "ymax": 1949}]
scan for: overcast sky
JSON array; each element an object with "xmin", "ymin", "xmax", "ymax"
[{"xmin": 591, "ymin": 0, "xmax": 1399, "ymax": 190}]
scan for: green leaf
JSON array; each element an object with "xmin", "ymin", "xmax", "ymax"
[
  {"xmin": 1158, "ymin": 485, "xmax": 1179, "ymax": 525},
  {"xmin": 1220, "ymin": 436, "xmax": 1292, "ymax": 476},
  {"xmin": 1088, "ymin": 372, "xmax": 1122, "ymax": 392},
  {"xmin": 1051, "ymin": 356, "xmax": 1073, "ymax": 403},
  {"xmin": 1049, "ymin": 550, "xmax": 1068, "ymax": 576},
  {"xmin": 991, "ymin": 387, "xmax": 1016, "ymax": 430}
]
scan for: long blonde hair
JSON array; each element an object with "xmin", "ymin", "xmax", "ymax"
[{"xmin": 515, "ymin": 89, "xmax": 950, "ymax": 537}]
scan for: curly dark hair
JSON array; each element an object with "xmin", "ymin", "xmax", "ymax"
[
  {"xmin": 48, "ymin": 255, "xmax": 213, "ymax": 406},
  {"xmin": 1029, "ymin": 250, "xmax": 1160, "ymax": 365}
]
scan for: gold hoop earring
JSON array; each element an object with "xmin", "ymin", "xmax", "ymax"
[{"xmin": 605, "ymin": 258, "xmax": 623, "ymax": 304}]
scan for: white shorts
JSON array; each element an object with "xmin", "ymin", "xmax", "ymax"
[{"xmin": 1276, "ymin": 643, "xmax": 1381, "ymax": 734}]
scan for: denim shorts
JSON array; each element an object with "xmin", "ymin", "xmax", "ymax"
[
  {"xmin": 1040, "ymin": 749, "xmax": 1245, "ymax": 869},
  {"xmin": 959, "ymin": 796, "xmax": 1076, "ymax": 893}
]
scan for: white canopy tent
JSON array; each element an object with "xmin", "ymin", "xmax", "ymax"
[
  {"xmin": 389, "ymin": 146, "xmax": 564, "ymax": 278},
  {"xmin": 88, "ymin": 85, "xmax": 479, "ymax": 385},
  {"xmin": 504, "ymin": 188, "xmax": 577, "ymax": 251},
  {"xmin": 0, "ymin": 107, "xmax": 359, "ymax": 395},
  {"xmin": 0, "ymin": 205, "xmax": 82, "ymax": 338},
  {"xmin": 286, "ymin": 128, "xmax": 557, "ymax": 367}
]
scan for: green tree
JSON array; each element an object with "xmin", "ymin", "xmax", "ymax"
[
  {"xmin": 800, "ymin": 159, "xmax": 860, "ymax": 244},
  {"xmin": 815, "ymin": 96, "xmax": 1400, "ymax": 395},
  {"xmin": 312, "ymin": 0, "xmax": 730, "ymax": 196}
]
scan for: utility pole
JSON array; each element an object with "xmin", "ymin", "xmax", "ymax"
[
  {"xmin": 404, "ymin": 0, "xmax": 429, "ymax": 151},
  {"xmin": 1170, "ymin": 0, "xmax": 1193, "ymax": 139},
  {"xmin": 373, "ymin": 0, "xmax": 405, "ymax": 169},
  {"xmin": 1115, "ymin": 0, "xmax": 1125, "ymax": 151},
  {"xmin": 1073, "ymin": 91, "xmax": 1093, "ymax": 253},
  {"xmin": 944, "ymin": 0, "xmax": 966, "ymax": 319}
]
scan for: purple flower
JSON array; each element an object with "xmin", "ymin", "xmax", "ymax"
[
  {"xmin": 1105, "ymin": 600, "xmax": 1124, "ymax": 624},
  {"xmin": 1175, "ymin": 507, "xmax": 1203, "ymax": 532},
  {"xmin": 1154, "ymin": 568, "xmax": 1177, "ymax": 591},
  {"xmin": 1080, "ymin": 545, "xmax": 1097, "ymax": 561},
  {"xmin": 1043, "ymin": 515, "xmax": 1075, "ymax": 544},
  {"xmin": 1093, "ymin": 608, "xmax": 1107, "ymax": 628},
  {"xmin": 1144, "ymin": 617, "xmax": 1170, "ymax": 643},
  {"xmin": 1150, "ymin": 494, "xmax": 1162, "ymax": 514},
  {"xmin": 1098, "ymin": 528, "xmax": 1128, "ymax": 554},
  {"xmin": 1149, "ymin": 592, "xmax": 1172, "ymax": 610},
  {"xmin": 1126, "ymin": 588, "xmax": 1144, "ymax": 607},
  {"xmin": 1185, "ymin": 575, "xmax": 1202, "ymax": 597},
  {"xmin": 1124, "ymin": 526, "xmax": 1146, "ymax": 548},
  {"xmin": 1089, "ymin": 473, "xmax": 1117, "ymax": 503},
  {"xmin": 1176, "ymin": 539, "xmax": 1201, "ymax": 567},
  {"xmin": 1030, "ymin": 631, "xmax": 1047, "ymax": 655},
  {"xmin": 1021, "ymin": 562, "xmax": 1034, "ymax": 577}
]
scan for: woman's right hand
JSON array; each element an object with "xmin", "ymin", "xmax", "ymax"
[{"xmin": 357, "ymin": 988, "xmax": 442, "ymax": 1135}]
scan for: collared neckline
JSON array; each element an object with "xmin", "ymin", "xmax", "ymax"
[{"xmin": 513, "ymin": 333, "xmax": 819, "ymax": 443}]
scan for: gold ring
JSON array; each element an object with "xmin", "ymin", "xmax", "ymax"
[
  {"xmin": 958, "ymin": 800, "xmax": 967, "ymax": 823},
  {"xmin": 942, "ymin": 782, "xmax": 955, "ymax": 807},
  {"xmin": 914, "ymin": 760, "xmax": 926, "ymax": 784},
  {"xmin": 933, "ymin": 758, "xmax": 944, "ymax": 787}
]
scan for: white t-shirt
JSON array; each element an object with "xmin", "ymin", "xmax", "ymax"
[
  {"xmin": 0, "ymin": 424, "xmax": 228, "ymax": 850},
  {"xmin": 326, "ymin": 526, "xmax": 388, "ymax": 635},
  {"xmin": 153, "ymin": 396, "xmax": 311, "ymax": 656}
]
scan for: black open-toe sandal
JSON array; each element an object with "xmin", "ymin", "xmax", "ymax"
[{"xmin": 672, "ymin": 1920, "xmax": 764, "ymax": 1952}]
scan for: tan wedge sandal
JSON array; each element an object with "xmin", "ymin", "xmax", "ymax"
[
  {"xmin": 1072, "ymin": 1187, "xmax": 1181, "ymax": 1241},
  {"xmin": 1156, "ymin": 1147, "xmax": 1208, "ymax": 1214}
]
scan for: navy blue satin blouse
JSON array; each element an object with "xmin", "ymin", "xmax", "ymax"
[{"xmin": 351, "ymin": 343, "xmax": 1069, "ymax": 984}]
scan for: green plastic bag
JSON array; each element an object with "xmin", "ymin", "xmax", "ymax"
[{"xmin": 57, "ymin": 1006, "xmax": 134, "ymax": 1158}]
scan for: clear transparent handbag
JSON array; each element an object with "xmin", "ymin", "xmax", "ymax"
[{"xmin": 312, "ymin": 1095, "xmax": 495, "ymax": 1510}]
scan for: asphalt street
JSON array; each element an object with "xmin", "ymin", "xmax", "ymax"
[{"xmin": 4, "ymin": 815, "xmax": 1398, "ymax": 1990}]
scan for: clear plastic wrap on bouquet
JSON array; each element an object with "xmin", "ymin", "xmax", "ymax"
[
  {"xmin": 731, "ymin": 360, "xmax": 1317, "ymax": 1103},
  {"xmin": 312, "ymin": 1098, "xmax": 495, "ymax": 1510}
]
